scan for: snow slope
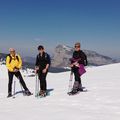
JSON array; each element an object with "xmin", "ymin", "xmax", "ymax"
[{"xmin": 0, "ymin": 63, "xmax": 120, "ymax": 120}]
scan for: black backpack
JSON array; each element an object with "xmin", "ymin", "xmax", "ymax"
[{"xmin": 7, "ymin": 54, "xmax": 19, "ymax": 64}]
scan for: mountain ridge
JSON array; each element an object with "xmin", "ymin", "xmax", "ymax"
[
  {"xmin": 0, "ymin": 45, "xmax": 119, "ymax": 70},
  {"xmin": 51, "ymin": 44, "xmax": 118, "ymax": 67}
]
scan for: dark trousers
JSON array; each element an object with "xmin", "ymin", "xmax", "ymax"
[
  {"xmin": 72, "ymin": 67, "xmax": 82, "ymax": 89},
  {"xmin": 38, "ymin": 71, "xmax": 48, "ymax": 91},
  {"xmin": 8, "ymin": 71, "xmax": 28, "ymax": 94}
]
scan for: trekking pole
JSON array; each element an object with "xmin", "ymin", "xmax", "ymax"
[
  {"xmin": 35, "ymin": 74, "xmax": 37, "ymax": 97},
  {"xmin": 68, "ymin": 71, "xmax": 73, "ymax": 93},
  {"xmin": 13, "ymin": 80, "xmax": 16, "ymax": 99},
  {"xmin": 19, "ymin": 82, "xmax": 24, "ymax": 96},
  {"xmin": 37, "ymin": 74, "xmax": 40, "ymax": 97},
  {"xmin": 17, "ymin": 76, "xmax": 24, "ymax": 96},
  {"xmin": 35, "ymin": 74, "xmax": 39, "ymax": 97}
]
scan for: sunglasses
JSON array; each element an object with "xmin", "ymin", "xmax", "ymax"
[
  {"xmin": 75, "ymin": 45, "xmax": 80, "ymax": 48},
  {"xmin": 10, "ymin": 51, "xmax": 15, "ymax": 52}
]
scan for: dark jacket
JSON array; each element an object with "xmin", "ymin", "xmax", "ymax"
[
  {"xmin": 35, "ymin": 52, "xmax": 51, "ymax": 70},
  {"xmin": 71, "ymin": 50, "xmax": 88, "ymax": 66}
]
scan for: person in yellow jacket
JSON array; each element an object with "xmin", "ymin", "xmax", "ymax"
[{"xmin": 6, "ymin": 48, "xmax": 32, "ymax": 97}]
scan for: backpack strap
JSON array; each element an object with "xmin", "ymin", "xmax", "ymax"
[
  {"xmin": 7, "ymin": 54, "xmax": 12, "ymax": 64},
  {"xmin": 16, "ymin": 55, "xmax": 19, "ymax": 62},
  {"xmin": 7, "ymin": 54, "xmax": 19, "ymax": 64}
]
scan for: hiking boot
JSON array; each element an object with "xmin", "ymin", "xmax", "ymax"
[
  {"xmin": 39, "ymin": 90, "xmax": 46, "ymax": 97},
  {"xmin": 24, "ymin": 90, "xmax": 32, "ymax": 96},
  {"xmin": 39, "ymin": 90, "xmax": 43, "ymax": 96},
  {"xmin": 68, "ymin": 89, "xmax": 78, "ymax": 95},
  {"xmin": 77, "ymin": 88, "xmax": 83, "ymax": 92},
  {"xmin": 7, "ymin": 93, "xmax": 12, "ymax": 98}
]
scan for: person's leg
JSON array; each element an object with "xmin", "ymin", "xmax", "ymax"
[
  {"xmin": 15, "ymin": 71, "xmax": 32, "ymax": 95},
  {"xmin": 40, "ymin": 73, "xmax": 47, "ymax": 91},
  {"xmin": 38, "ymin": 71, "xmax": 42, "ymax": 90},
  {"xmin": 74, "ymin": 68, "xmax": 81, "ymax": 84},
  {"xmin": 38, "ymin": 71, "xmax": 44, "ymax": 95},
  {"xmin": 72, "ymin": 68, "xmax": 83, "ymax": 92},
  {"xmin": 15, "ymin": 71, "xmax": 28, "ymax": 91},
  {"xmin": 8, "ymin": 71, "xmax": 14, "ymax": 96},
  {"xmin": 42, "ymin": 72, "xmax": 47, "ymax": 91},
  {"xmin": 38, "ymin": 71, "xmax": 47, "ymax": 95}
]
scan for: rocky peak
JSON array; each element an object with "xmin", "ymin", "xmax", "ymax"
[{"xmin": 51, "ymin": 45, "xmax": 117, "ymax": 67}]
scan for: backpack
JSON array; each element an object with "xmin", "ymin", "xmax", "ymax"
[{"xmin": 7, "ymin": 54, "xmax": 19, "ymax": 64}]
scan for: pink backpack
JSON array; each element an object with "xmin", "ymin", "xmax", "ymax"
[
  {"xmin": 78, "ymin": 64, "xmax": 86, "ymax": 76},
  {"xmin": 70, "ymin": 58, "xmax": 86, "ymax": 76}
]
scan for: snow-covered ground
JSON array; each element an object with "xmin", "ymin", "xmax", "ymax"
[{"xmin": 0, "ymin": 63, "xmax": 120, "ymax": 120}]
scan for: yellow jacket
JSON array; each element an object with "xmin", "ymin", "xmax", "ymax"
[{"xmin": 6, "ymin": 54, "xmax": 22, "ymax": 72}]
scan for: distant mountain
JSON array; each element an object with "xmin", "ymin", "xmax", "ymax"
[
  {"xmin": 0, "ymin": 46, "xmax": 119, "ymax": 72},
  {"xmin": 23, "ymin": 56, "xmax": 36, "ymax": 64},
  {"xmin": 115, "ymin": 58, "xmax": 120, "ymax": 62},
  {"xmin": 0, "ymin": 53, "xmax": 7, "ymax": 60},
  {"xmin": 0, "ymin": 53, "xmax": 35, "ymax": 69},
  {"xmin": 51, "ymin": 45, "xmax": 118, "ymax": 67},
  {"xmin": 0, "ymin": 53, "xmax": 69, "ymax": 73}
]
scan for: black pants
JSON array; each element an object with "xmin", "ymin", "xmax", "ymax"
[
  {"xmin": 38, "ymin": 71, "xmax": 48, "ymax": 91},
  {"xmin": 8, "ymin": 71, "xmax": 28, "ymax": 94},
  {"xmin": 72, "ymin": 67, "xmax": 82, "ymax": 89}
]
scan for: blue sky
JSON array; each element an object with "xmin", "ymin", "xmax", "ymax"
[{"xmin": 0, "ymin": 0, "xmax": 120, "ymax": 58}]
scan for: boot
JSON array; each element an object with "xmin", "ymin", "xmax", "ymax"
[
  {"xmin": 68, "ymin": 89, "xmax": 78, "ymax": 95},
  {"xmin": 24, "ymin": 90, "xmax": 32, "ymax": 96},
  {"xmin": 39, "ymin": 90, "xmax": 46, "ymax": 97},
  {"xmin": 7, "ymin": 93, "xmax": 12, "ymax": 98}
]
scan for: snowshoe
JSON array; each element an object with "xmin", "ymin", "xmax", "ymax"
[
  {"xmin": 7, "ymin": 93, "xmax": 12, "ymax": 98},
  {"xmin": 24, "ymin": 90, "xmax": 33, "ymax": 96},
  {"xmin": 68, "ymin": 89, "xmax": 79, "ymax": 95},
  {"xmin": 39, "ymin": 90, "xmax": 47, "ymax": 97}
]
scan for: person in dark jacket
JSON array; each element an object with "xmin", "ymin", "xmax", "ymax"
[
  {"xmin": 35, "ymin": 45, "xmax": 50, "ymax": 96},
  {"xmin": 70, "ymin": 42, "xmax": 87, "ymax": 94}
]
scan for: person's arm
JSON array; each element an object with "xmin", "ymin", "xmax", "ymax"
[
  {"xmin": 45, "ymin": 64, "xmax": 49, "ymax": 70},
  {"xmin": 84, "ymin": 54, "xmax": 88, "ymax": 66},
  {"xmin": 35, "ymin": 55, "xmax": 39, "ymax": 73},
  {"xmin": 42, "ymin": 64, "xmax": 49, "ymax": 73},
  {"xmin": 6, "ymin": 56, "xmax": 14, "ymax": 72},
  {"xmin": 45, "ymin": 54, "xmax": 51, "ymax": 69},
  {"xmin": 17, "ymin": 55, "xmax": 22, "ymax": 69},
  {"xmin": 42, "ymin": 54, "xmax": 50, "ymax": 73},
  {"xmin": 46, "ymin": 54, "xmax": 51, "ymax": 65},
  {"xmin": 78, "ymin": 52, "xmax": 87, "ymax": 65}
]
